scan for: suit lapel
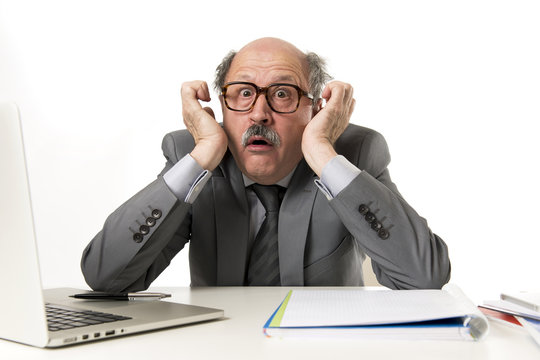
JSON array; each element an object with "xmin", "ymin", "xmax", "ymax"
[
  {"xmin": 213, "ymin": 152, "xmax": 249, "ymax": 285},
  {"xmin": 278, "ymin": 160, "xmax": 317, "ymax": 285}
]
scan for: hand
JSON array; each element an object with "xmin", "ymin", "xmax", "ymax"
[
  {"xmin": 181, "ymin": 81, "xmax": 228, "ymax": 170},
  {"xmin": 302, "ymin": 81, "xmax": 355, "ymax": 176}
]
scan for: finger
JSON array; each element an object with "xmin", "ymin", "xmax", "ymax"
[
  {"xmin": 181, "ymin": 81, "xmax": 211, "ymax": 103},
  {"xmin": 348, "ymin": 99, "xmax": 356, "ymax": 118},
  {"xmin": 337, "ymin": 82, "xmax": 353, "ymax": 106},
  {"xmin": 203, "ymin": 106, "xmax": 215, "ymax": 119},
  {"xmin": 323, "ymin": 81, "xmax": 354, "ymax": 107},
  {"xmin": 345, "ymin": 89, "xmax": 355, "ymax": 110},
  {"xmin": 197, "ymin": 82, "xmax": 211, "ymax": 102},
  {"xmin": 321, "ymin": 84, "xmax": 332, "ymax": 102}
]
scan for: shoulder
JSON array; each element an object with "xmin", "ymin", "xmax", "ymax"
[
  {"xmin": 335, "ymin": 124, "xmax": 388, "ymax": 152},
  {"xmin": 161, "ymin": 129, "xmax": 195, "ymax": 163},
  {"xmin": 334, "ymin": 124, "xmax": 391, "ymax": 176}
]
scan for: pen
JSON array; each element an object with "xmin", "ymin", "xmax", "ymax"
[{"xmin": 70, "ymin": 292, "xmax": 171, "ymax": 301}]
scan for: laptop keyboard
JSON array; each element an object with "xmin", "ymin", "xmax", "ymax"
[{"xmin": 46, "ymin": 303, "xmax": 132, "ymax": 332}]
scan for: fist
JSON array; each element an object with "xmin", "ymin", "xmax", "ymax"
[
  {"xmin": 301, "ymin": 81, "xmax": 355, "ymax": 176},
  {"xmin": 181, "ymin": 81, "xmax": 228, "ymax": 170}
]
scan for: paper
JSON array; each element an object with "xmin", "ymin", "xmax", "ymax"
[
  {"xmin": 264, "ymin": 284, "xmax": 489, "ymax": 341},
  {"xmin": 516, "ymin": 316, "xmax": 540, "ymax": 347},
  {"xmin": 279, "ymin": 285, "xmax": 478, "ymax": 327},
  {"xmin": 482, "ymin": 300, "xmax": 540, "ymax": 320}
]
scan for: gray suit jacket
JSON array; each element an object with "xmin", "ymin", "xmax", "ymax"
[{"xmin": 81, "ymin": 124, "xmax": 450, "ymax": 292}]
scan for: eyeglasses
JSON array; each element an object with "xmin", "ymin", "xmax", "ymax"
[{"xmin": 221, "ymin": 82, "xmax": 314, "ymax": 114}]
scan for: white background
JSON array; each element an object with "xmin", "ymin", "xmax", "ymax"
[{"xmin": 1, "ymin": 0, "xmax": 539, "ymax": 303}]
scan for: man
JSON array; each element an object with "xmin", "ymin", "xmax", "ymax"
[{"xmin": 81, "ymin": 38, "xmax": 450, "ymax": 291}]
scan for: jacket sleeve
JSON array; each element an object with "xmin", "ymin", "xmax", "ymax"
[
  {"xmin": 329, "ymin": 126, "xmax": 451, "ymax": 289},
  {"xmin": 80, "ymin": 131, "xmax": 196, "ymax": 292}
]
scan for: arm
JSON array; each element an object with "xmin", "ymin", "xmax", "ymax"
[
  {"xmin": 301, "ymin": 82, "xmax": 450, "ymax": 289},
  {"xmin": 326, "ymin": 129, "xmax": 451, "ymax": 289},
  {"xmin": 81, "ymin": 169, "xmax": 192, "ymax": 292},
  {"xmin": 81, "ymin": 81, "xmax": 228, "ymax": 292},
  {"xmin": 80, "ymin": 132, "xmax": 205, "ymax": 292}
]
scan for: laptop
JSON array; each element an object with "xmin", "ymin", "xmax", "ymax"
[{"xmin": 0, "ymin": 102, "xmax": 224, "ymax": 348}]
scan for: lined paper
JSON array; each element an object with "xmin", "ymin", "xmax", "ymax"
[{"xmin": 279, "ymin": 286, "xmax": 476, "ymax": 327}]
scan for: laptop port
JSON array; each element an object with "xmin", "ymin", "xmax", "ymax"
[
  {"xmin": 63, "ymin": 337, "xmax": 77, "ymax": 344},
  {"xmin": 82, "ymin": 334, "xmax": 89, "ymax": 340},
  {"xmin": 105, "ymin": 330, "xmax": 115, "ymax": 336},
  {"xmin": 94, "ymin": 332, "xmax": 100, "ymax": 338}
]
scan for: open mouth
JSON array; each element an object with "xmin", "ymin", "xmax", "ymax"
[
  {"xmin": 247, "ymin": 136, "xmax": 273, "ymax": 146},
  {"xmin": 241, "ymin": 124, "xmax": 281, "ymax": 148}
]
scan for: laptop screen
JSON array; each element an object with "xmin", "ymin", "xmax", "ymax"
[{"xmin": 0, "ymin": 102, "xmax": 49, "ymax": 347}]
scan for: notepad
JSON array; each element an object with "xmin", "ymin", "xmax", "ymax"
[{"xmin": 264, "ymin": 284, "xmax": 488, "ymax": 341}]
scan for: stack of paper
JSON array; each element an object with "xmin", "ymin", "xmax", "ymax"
[
  {"xmin": 480, "ymin": 291, "xmax": 540, "ymax": 346},
  {"xmin": 264, "ymin": 284, "xmax": 488, "ymax": 341}
]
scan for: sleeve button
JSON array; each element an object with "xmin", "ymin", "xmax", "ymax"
[
  {"xmin": 151, "ymin": 209, "xmax": 162, "ymax": 219},
  {"xmin": 365, "ymin": 212, "xmax": 376, "ymax": 223},
  {"xmin": 378, "ymin": 228, "xmax": 390, "ymax": 240},
  {"xmin": 139, "ymin": 225, "xmax": 150, "ymax": 235},
  {"xmin": 133, "ymin": 233, "xmax": 144, "ymax": 243},
  {"xmin": 146, "ymin": 217, "xmax": 156, "ymax": 227},
  {"xmin": 371, "ymin": 220, "xmax": 383, "ymax": 231},
  {"xmin": 358, "ymin": 204, "xmax": 369, "ymax": 215}
]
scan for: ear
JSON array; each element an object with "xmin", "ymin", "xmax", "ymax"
[{"xmin": 311, "ymin": 98, "xmax": 323, "ymax": 117}]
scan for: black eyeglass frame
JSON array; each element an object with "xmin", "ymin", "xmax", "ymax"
[{"xmin": 221, "ymin": 81, "xmax": 314, "ymax": 114}]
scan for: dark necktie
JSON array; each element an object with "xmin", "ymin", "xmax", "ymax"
[{"xmin": 247, "ymin": 184, "xmax": 283, "ymax": 286}]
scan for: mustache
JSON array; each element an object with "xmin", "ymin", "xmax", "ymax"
[{"xmin": 241, "ymin": 124, "xmax": 281, "ymax": 147}]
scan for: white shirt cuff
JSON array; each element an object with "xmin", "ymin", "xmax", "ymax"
[
  {"xmin": 162, "ymin": 154, "xmax": 211, "ymax": 204},
  {"xmin": 315, "ymin": 155, "xmax": 361, "ymax": 200}
]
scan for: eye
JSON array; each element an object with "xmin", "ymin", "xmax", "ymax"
[
  {"xmin": 273, "ymin": 87, "xmax": 292, "ymax": 99},
  {"xmin": 240, "ymin": 88, "xmax": 254, "ymax": 97},
  {"xmin": 276, "ymin": 90, "xmax": 288, "ymax": 98}
]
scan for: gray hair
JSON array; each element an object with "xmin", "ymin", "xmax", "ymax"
[
  {"xmin": 213, "ymin": 50, "xmax": 237, "ymax": 94},
  {"xmin": 212, "ymin": 49, "xmax": 332, "ymax": 105},
  {"xmin": 305, "ymin": 52, "xmax": 333, "ymax": 104}
]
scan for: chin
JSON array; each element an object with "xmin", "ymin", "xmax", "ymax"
[{"xmin": 244, "ymin": 166, "xmax": 275, "ymax": 181}]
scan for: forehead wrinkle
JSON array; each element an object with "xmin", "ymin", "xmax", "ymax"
[
  {"xmin": 233, "ymin": 73, "xmax": 298, "ymax": 85},
  {"xmin": 226, "ymin": 46, "xmax": 309, "ymax": 88},
  {"xmin": 228, "ymin": 65, "xmax": 307, "ymax": 88}
]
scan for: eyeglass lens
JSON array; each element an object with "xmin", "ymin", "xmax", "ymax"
[{"xmin": 225, "ymin": 84, "xmax": 300, "ymax": 113}]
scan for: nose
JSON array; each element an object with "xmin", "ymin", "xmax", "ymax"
[{"xmin": 249, "ymin": 92, "xmax": 272, "ymax": 124}]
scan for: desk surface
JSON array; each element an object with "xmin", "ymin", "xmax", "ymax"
[{"xmin": 1, "ymin": 286, "xmax": 539, "ymax": 359}]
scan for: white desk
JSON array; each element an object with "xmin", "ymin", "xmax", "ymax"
[{"xmin": 1, "ymin": 287, "xmax": 538, "ymax": 359}]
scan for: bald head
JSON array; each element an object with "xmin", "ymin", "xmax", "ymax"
[
  {"xmin": 237, "ymin": 37, "xmax": 307, "ymax": 68},
  {"xmin": 242, "ymin": 37, "xmax": 303, "ymax": 53},
  {"xmin": 228, "ymin": 38, "xmax": 309, "ymax": 89}
]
